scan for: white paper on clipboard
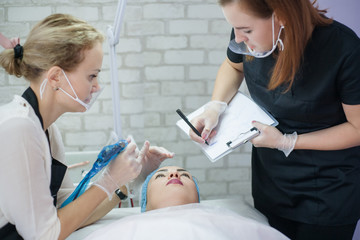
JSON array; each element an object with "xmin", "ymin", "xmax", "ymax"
[{"xmin": 176, "ymin": 91, "xmax": 278, "ymax": 162}]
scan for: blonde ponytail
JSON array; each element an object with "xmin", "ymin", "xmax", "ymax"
[{"xmin": 0, "ymin": 13, "xmax": 104, "ymax": 82}]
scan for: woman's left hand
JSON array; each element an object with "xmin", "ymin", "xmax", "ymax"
[
  {"xmin": 126, "ymin": 138, "xmax": 175, "ymax": 194},
  {"xmin": 251, "ymin": 121, "xmax": 297, "ymax": 157},
  {"xmin": 140, "ymin": 142, "xmax": 175, "ymax": 177},
  {"xmin": 250, "ymin": 121, "xmax": 284, "ymax": 149}
]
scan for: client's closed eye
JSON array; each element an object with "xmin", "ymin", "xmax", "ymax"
[
  {"xmin": 155, "ymin": 174, "xmax": 165, "ymax": 179},
  {"xmin": 181, "ymin": 173, "xmax": 190, "ymax": 179}
]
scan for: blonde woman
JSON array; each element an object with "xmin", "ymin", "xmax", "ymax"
[{"xmin": 0, "ymin": 14, "xmax": 173, "ymax": 240}]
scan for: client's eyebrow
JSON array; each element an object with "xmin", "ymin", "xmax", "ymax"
[{"xmin": 156, "ymin": 168, "xmax": 187, "ymax": 173}]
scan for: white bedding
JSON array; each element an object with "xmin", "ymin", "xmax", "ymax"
[{"xmin": 67, "ymin": 198, "xmax": 288, "ymax": 240}]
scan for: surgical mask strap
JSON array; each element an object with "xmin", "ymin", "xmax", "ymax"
[
  {"xmin": 39, "ymin": 78, "xmax": 48, "ymax": 100},
  {"xmin": 61, "ymin": 69, "xmax": 80, "ymax": 101},
  {"xmin": 59, "ymin": 69, "xmax": 90, "ymax": 110},
  {"xmin": 276, "ymin": 25, "xmax": 284, "ymax": 51},
  {"xmin": 272, "ymin": 13, "xmax": 284, "ymax": 51},
  {"xmin": 247, "ymin": 13, "xmax": 284, "ymax": 57},
  {"xmin": 272, "ymin": 14, "xmax": 275, "ymax": 46}
]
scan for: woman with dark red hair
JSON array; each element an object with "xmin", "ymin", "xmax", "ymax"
[{"xmin": 189, "ymin": 1, "xmax": 360, "ymax": 239}]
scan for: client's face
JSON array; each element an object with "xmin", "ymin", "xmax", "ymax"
[{"xmin": 146, "ymin": 166, "xmax": 199, "ymax": 211}]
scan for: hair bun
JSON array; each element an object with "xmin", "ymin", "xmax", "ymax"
[{"xmin": 14, "ymin": 44, "xmax": 23, "ymax": 60}]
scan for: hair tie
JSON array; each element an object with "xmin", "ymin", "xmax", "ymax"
[{"xmin": 14, "ymin": 44, "xmax": 23, "ymax": 60}]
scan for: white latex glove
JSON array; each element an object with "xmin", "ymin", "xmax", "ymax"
[
  {"xmin": 190, "ymin": 100, "xmax": 227, "ymax": 144},
  {"xmin": 128, "ymin": 141, "xmax": 175, "ymax": 198},
  {"xmin": 140, "ymin": 143, "xmax": 174, "ymax": 179},
  {"xmin": 94, "ymin": 137, "xmax": 146, "ymax": 199},
  {"xmin": 251, "ymin": 121, "xmax": 297, "ymax": 157}
]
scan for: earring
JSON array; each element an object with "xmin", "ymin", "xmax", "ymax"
[{"xmin": 54, "ymin": 87, "xmax": 59, "ymax": 91}]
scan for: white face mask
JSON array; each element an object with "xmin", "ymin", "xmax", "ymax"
[
  {"xmin": 39, "ymin": 70, "xmax": 103, "ymax": 111},
  {"xmin": 228, "ymin": 13, "xmax": 284, "ymax": 58}
]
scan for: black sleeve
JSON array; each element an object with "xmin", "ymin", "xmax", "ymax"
[{"xmin": 338, "ymin": 43, "xmax": 360, "ymax": 105}]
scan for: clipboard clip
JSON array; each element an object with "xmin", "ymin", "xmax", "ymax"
[{"xmin": 226, "ymin": 127, "xmax": 259, "ymax": 149}]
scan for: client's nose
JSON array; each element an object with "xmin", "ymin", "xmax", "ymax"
[{"xmin": 169, "ymin": 172, "xmax": 179, "ymax": 178}]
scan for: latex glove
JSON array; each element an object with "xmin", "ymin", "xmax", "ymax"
[
  {"xmin": 251, "ymin": 121, "xmax": 298, "ymax": 157},
  {"xmin": 128, "ymin": 142, "xmax": 175, "ymax": 198},
  {"xmin": 127, "ymin": 136, "xmax": 174, "ymax": 177},
  {"xmin": 139, "ymin": 143, "xmax": 175, "ymax": 179},
  {"xmin": 94, "ymin": 137, "xmax": 145, "ymax": 199},
  {"xmin": 189, "ymin": 100, "xmax": 227, "ymax": 144}
]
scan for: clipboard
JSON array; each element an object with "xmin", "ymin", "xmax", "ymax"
[{"xmin": 176, "ymin": 91, "xmax": 278, "ymax": 162}]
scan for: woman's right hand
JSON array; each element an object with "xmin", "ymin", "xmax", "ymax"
[
  {"xmin": 108, "ymin": 139, "xmax": 144, "ymax": 185},
  {"xmin": 94, "ymin": 138, "xmax": 143, "ymax": 198},
  {"xmin": 189, "ymin": 100, "xmax": 227, "ymax": 144}
]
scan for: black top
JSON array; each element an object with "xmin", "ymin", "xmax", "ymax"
[{"xmin": 228, "ymin": 20, "xmax": 360, "ymax": 225}]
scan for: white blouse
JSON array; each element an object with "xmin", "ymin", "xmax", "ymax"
[{"xmin": 0, "ymin": 95, "xmax": 74, "ymax": 239}]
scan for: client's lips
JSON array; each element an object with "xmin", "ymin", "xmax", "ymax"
[{"xmin": 166, "ymin": 179, "xmax": 183, "ymax": 186}]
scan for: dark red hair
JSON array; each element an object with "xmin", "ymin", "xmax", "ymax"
[{"xmin": 219, "ymin": 0, "xmax": 332, "ymax": 91}]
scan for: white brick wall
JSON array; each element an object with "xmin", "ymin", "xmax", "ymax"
[{"xmin": 0, "ymin": 0, "xmax": 252, "ymax": 203}]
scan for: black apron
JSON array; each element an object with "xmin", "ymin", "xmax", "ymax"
[
  {"xmin": 0, "ymin": 88, "xmax": 67, "ymax": 239},
  {"xmin": 241, "ymin": 26, "xmax": 360, "ymax": 225}
]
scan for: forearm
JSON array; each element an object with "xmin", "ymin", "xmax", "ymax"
[
  {"xmin": 212, "ymin": 58, "xmax": 244, "ymax": 103},
  {"xmin": 79, "ymin": 193, "xmax": 119, "ymax": 228},
  {"xmin": 57, "ymin": 185, "xmax": 107, "ymax": 240},
  {"xmin": 80, "ymin": 185, "xmax": 128, "ymax": 227},
  {"xmin": 295, "ymin": 122, "xmax": 360, "ymax": 151}
]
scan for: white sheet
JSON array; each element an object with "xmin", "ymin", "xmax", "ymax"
[
  {"xmin": 84, "ymin": 203, "xmax": 289, "ymax": 240},
  {"xmin": 67, "ymin": 198, "xmax": 287, "ymax": 240}
]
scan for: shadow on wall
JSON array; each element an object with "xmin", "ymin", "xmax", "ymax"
[{"xmin": 317, "ymin": 0, "xmax": 360, "ymax": 36}]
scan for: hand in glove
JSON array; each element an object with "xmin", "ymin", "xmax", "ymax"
[
  {"xmin": 189, "ymin": 100, "xmax": 227, "ymax": 144},
  {"xmin": 127, "ymin": 140, "xmax": 174, "ymax": 197},
  {"xmin": 139, "ymin": 143, "xmax": 175, "ymax": 179},
  {"xmin": 251, "ymin": 121, "xmax": 297, "ymax": 157},
  {"xmin": 94, "ymin": 137, "xmax": 145, "ymax": 199}
]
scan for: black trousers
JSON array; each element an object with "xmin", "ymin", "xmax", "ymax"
[{"xmin": 263, "ymin": 211, "xmax": 357, "ymax": 240}]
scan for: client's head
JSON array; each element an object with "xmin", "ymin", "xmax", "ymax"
[{"xmin": 140, "ymin": 166, "xmax": 200, "ymax": 212}]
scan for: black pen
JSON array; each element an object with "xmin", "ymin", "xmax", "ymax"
[{"xmin": 176, "ymin": 109, "xmax": 209, "ymax": 145}]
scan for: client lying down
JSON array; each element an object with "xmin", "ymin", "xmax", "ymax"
[{"xmin": 85, "ymin": 166, "xmax": 289, "ymax": 239}]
